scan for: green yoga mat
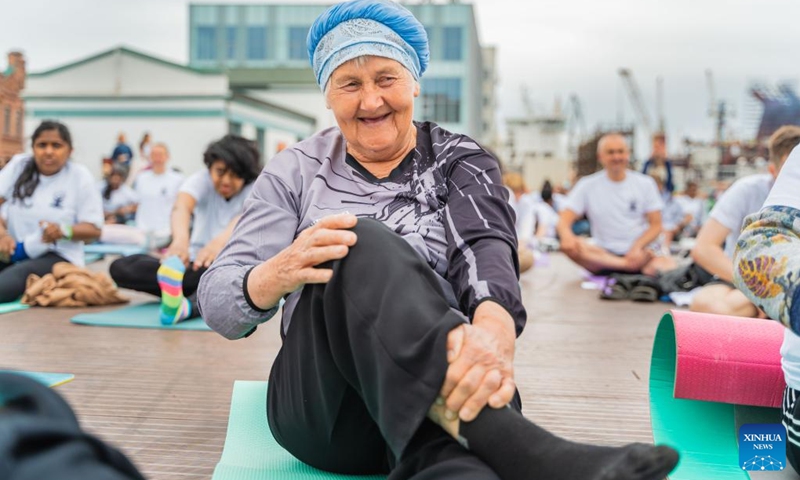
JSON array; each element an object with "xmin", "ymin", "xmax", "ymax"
[
  {"xmin": 650, "ymin": 313, "xmax": 774, "ymax": 479},
  {"xmin": 0, "ymin": 300, "xmax": 29, "ymax": 315},
  {"xmin": 213, "ymin": 381, "xmax": 385, "ymax": 480},
  {"xmin": 71, "ymin": 302, "xmax": 211, "ymax": 331},
  {"xmin": 0, "ymin": 370, "xmax": 74, "ymax": 387}
]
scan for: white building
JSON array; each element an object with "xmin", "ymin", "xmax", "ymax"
[
  {"xmin": 24, "ymin": 46, "xmax": 316, "ymax": 179},
  {"xmin": 505, "ymin": 114, "xmax": 570, "ymax": 191}
]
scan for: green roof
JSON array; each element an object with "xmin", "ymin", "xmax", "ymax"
[
  {"xmin": 226, "ymin": 68, "xmax": 317, "ymax": 89},
  {"xmin": 29, "ymin": 46, "xmax": 221, "ymax": 78}
]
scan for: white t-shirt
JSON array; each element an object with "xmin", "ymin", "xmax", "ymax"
[
  {"xmin": 675, "ymin": 196, "xmax": 704, "ymax": 229},
  {"xmin": 0, "ymin": 155, "xmax": 104, "ymax": 266},
  {"xmin": 180, "ymin": 169, "xmax": 253, "ymax": 259},
  {"xmin": 709, "ymin": 173, "xmax": 773, "ymax": 258},
  {"xmin": 760, "ymin": 147, "xmax": 800, "ymax": 389},
  {"xmin": 507, "ymin": 191, "xmax": 536, "ymax": 242},
  {"xmin": 662, "ymin": 196, "xmax": 685, "ymax": 231},
  {"xmin": 534, "ymin": 202, "xmax": 559, "ymax": 239},
  {"xmin": 133, "ymin": 169, "xmax": 185, "ymax": 233},
  {"xmin": 564, "ymin": 170, "xmax": 663, "ymax": 255},
  {"xmin": 99, "ymin": 182, "xmax": 138, "ymax": 215}
]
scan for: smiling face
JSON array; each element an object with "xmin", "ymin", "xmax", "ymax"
[
  {"xmin": 597, "ymin": 134, "xmax": 630, "ymax": 179},
  {"xmin": 33, "ymin": 129, "xmax": 72, "ymax": 176},
  {"xmin": 150, "ymin": 145, "xmax": 169, "ymax": 169},
  {"xmin": 209, "ymin": 160, "xmax": 245, "ymax": 200},
  {"xmin": 325, "ymin": 56, "xmax": 420, "ymax": 163}
]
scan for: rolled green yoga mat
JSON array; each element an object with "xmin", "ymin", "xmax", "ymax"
[
  {"xmin": 649, "ymin": 312, "xmax": 784, "ymax": 479},
  {"xmin": 213, "ymin": 381, "xmax": 385, "ymax": 480},
  {"xmin": 0, "ymin": 300, "xmax": 29, "ymax": 315},
  {"xmin": 0, "ymin": 370, "xmax": 74, "ymax": 387},
  {"xmin": 71, "ymin": 303, "xmax": 211, "ymax": 331}
]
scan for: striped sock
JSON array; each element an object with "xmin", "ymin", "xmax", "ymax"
[{"xmin": 157, "ymin": 256, "xmax": 191, "ymax": 325}]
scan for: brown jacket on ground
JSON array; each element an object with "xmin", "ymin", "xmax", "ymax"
[{"xmin": 22, "ymin": 262, "xmax": 129, "ymax": 307}]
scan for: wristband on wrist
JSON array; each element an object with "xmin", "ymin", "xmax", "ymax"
[{"xmin": 60, "ymin": 224, "xmax": 73, "ymax": 240}]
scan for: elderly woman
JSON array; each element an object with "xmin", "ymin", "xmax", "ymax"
[{"xmin": 198, "ymin": 1, "xmax": 678, "ymax": 479}]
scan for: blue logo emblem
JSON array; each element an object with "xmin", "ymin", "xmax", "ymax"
[{"xmin": 739, "ymin": 424, "xmax": 786, "ymax": 471}]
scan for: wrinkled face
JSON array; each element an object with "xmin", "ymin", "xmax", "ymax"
[
  {"xmin": 325, "ymin": 56, "xmax": 419, "ymax": 160},
  {"xmin": 33, "ymin": 129, "xmax": 72, "ymax": 176},
  {"xmin": 598, "ymin": 136, "xmax": 630, "ymax": 176},
  {"xmin": 150, "ymin": 145, "xmax": 169, "ymax": 169},
  {"xmin": 209, "ymin": 160, "xmax": 244, "ymax": 200}
]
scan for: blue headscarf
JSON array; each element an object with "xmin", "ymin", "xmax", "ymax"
[{"xmin": 307, "ymin": 0, "xmax": 429, "ymax": 91}]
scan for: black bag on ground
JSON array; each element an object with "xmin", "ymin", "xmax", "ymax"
[
  {"xmin": 656, "ymin": 262, "xmax": 715, "ymax": 294},
  {"xmin": 0, "ymin": 372, "xmax": 146, "ymax": 480}
]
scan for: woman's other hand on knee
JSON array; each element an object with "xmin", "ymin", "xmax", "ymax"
[{"xmin": 247, "ymin": 214, "xmax": 358, "ymax": 310}]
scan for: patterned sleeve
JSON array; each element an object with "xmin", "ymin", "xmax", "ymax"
[
  {"xmin": 443, "ymin": 142, "xmax": 526, "ymax": 336},
  {"xmin": 733, "ymin": 206, "xmax": 800, "ymax": 334}
]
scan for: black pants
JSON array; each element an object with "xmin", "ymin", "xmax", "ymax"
[
  {"xmin": 109, "ymin": 254, "xmax": 203, "ymax": 318},
  {"xmin": 0, "ymin": 253, "xmax": 67, "ymax": 303},
  {"xmin": 267, "ymin": 219, "xmax": 520, "ymax": 480}
]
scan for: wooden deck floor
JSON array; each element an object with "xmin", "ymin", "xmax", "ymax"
[{"xmin": 0, "ymin": 254, "xmax": 673, "ymax": 479}]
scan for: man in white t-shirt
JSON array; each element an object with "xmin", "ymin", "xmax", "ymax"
[
  {"xmin": 557, "ymin": 134, "xmax": 675, "ymax": 276},
  {"xmin": 690, "ymin": 125, "xmax": 800, "ymax": 317},
  {"xmin": 132, "ymin": 143, "xmax": 184, "ymax": 238},
  {"xmin": 733, "ymin": 141, "xmax": 800, "ymax": 475}
]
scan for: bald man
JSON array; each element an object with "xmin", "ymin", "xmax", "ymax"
[{"xmin": 557, "ymin": 134, "xmax": 676, "ymax": 276}]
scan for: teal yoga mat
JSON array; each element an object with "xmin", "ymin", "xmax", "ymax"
[
  {"xmin": 0, "ymin": 300, "xmax": 29, "ymax": 315},
  {"xmin": 212, "ymin": 381, "xmax": 385, "ymax": 480},
  {"xmin": 84, "ymin": 243, "xmax": 147, "ymax": 257},
  {"xmin": 71, "ymin": 303, "xmax": 211, "ymax": 331},
  {"xmin": 650, "ymin": 312, "xmax": 779, "ymax": 479},
  {"xmin": 0, "ymin": 370, "xmax": 74, "ymax": 387}
]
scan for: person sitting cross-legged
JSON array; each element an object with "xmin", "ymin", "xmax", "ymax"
[
  {"xmin": 557, "ymin": 134, "xmax": 676, "ymax": 276},
  {"xmin": 690, "ymin": 125, "xmax": 800, "ymax": 317}
]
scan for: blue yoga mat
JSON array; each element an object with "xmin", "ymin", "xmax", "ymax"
[
  {"xmin": 71, "ymin": 302, "xmax": 211, "ymax": 331},
  {"xmin": 84, "ymin": 243, "xmax": 147, "ymax": 257},
  {"xmin": 0, "ymin": 300, "xmax": 29, "ymax": 315},
  {"xmin": 0, "ymin": 370, "xmax": 74, "ymax": 387}
]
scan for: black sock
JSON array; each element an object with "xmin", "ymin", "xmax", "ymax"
[{"xmin": 458, "ymin": 406, "xmax": 679, "ymax": 480}]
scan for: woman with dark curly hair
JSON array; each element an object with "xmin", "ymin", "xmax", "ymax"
[{"xmin": 110, "ymin": 134, "xmax": 260, "ymax": 324}]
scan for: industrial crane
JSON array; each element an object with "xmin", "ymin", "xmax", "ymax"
[{"xmin": 618, "ymin": 68, "xmax": 653, "ymax": 138}]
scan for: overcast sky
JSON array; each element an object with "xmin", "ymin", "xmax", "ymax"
[{"xmin": 3, "ymin": 0, "xmax": 799, "ymax": 157}]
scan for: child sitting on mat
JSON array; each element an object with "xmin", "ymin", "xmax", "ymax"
[
  {"xmin": 109, "ymin": 135, "xmax": 260, "ymax": 324},
  {"xmin": 0, "ymin": 121, "xmax": 104, "ymax": 303},
  {"xmin": 735, "ymin": 142, "xmax": 800, "ymax": 476}
]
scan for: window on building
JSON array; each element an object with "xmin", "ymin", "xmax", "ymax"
[
  {"xmin": 229, "ymin": 121, "xmax": 242, "ymax": 135},
  {"xmin": 256, "ymin": 127, "xmax": 266, "ymax": 162},
  {"xmin": 289, "ymin": 27, "xmax": 309, "ymax": 60},
  {"xmin": 226, "ymin": 26, "xmax": 238, "ymax": 60},
  {"xmin": 420, "ymin": 78, "xmax": 462, "ymax": 123},
  {"xmin": 15, "ymin": 110, "xmax": 22, "ymax": 137},
  {"xmin": 3, "ymin": 107, "xmax": 10, "ymax": 135},
  {"xmin": 247, "ymin": 26, "xmax": 267, "ymax": 60},
  {"xmin": 442, "ymin": 27, "xmax": 462, "ymax": 61},
  {"xmin": 197, "ymin": 26, "xmax": 217, "ymax": 60}
]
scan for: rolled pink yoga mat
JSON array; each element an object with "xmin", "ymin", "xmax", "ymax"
[{"xmin": 670, "ymin": 310, "xmax": 785, "ymax": 408}]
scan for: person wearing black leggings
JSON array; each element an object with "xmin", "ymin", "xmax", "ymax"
[{"xmin": 0, "ymin": 121, "xmax": 103, "ymax": 303}]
